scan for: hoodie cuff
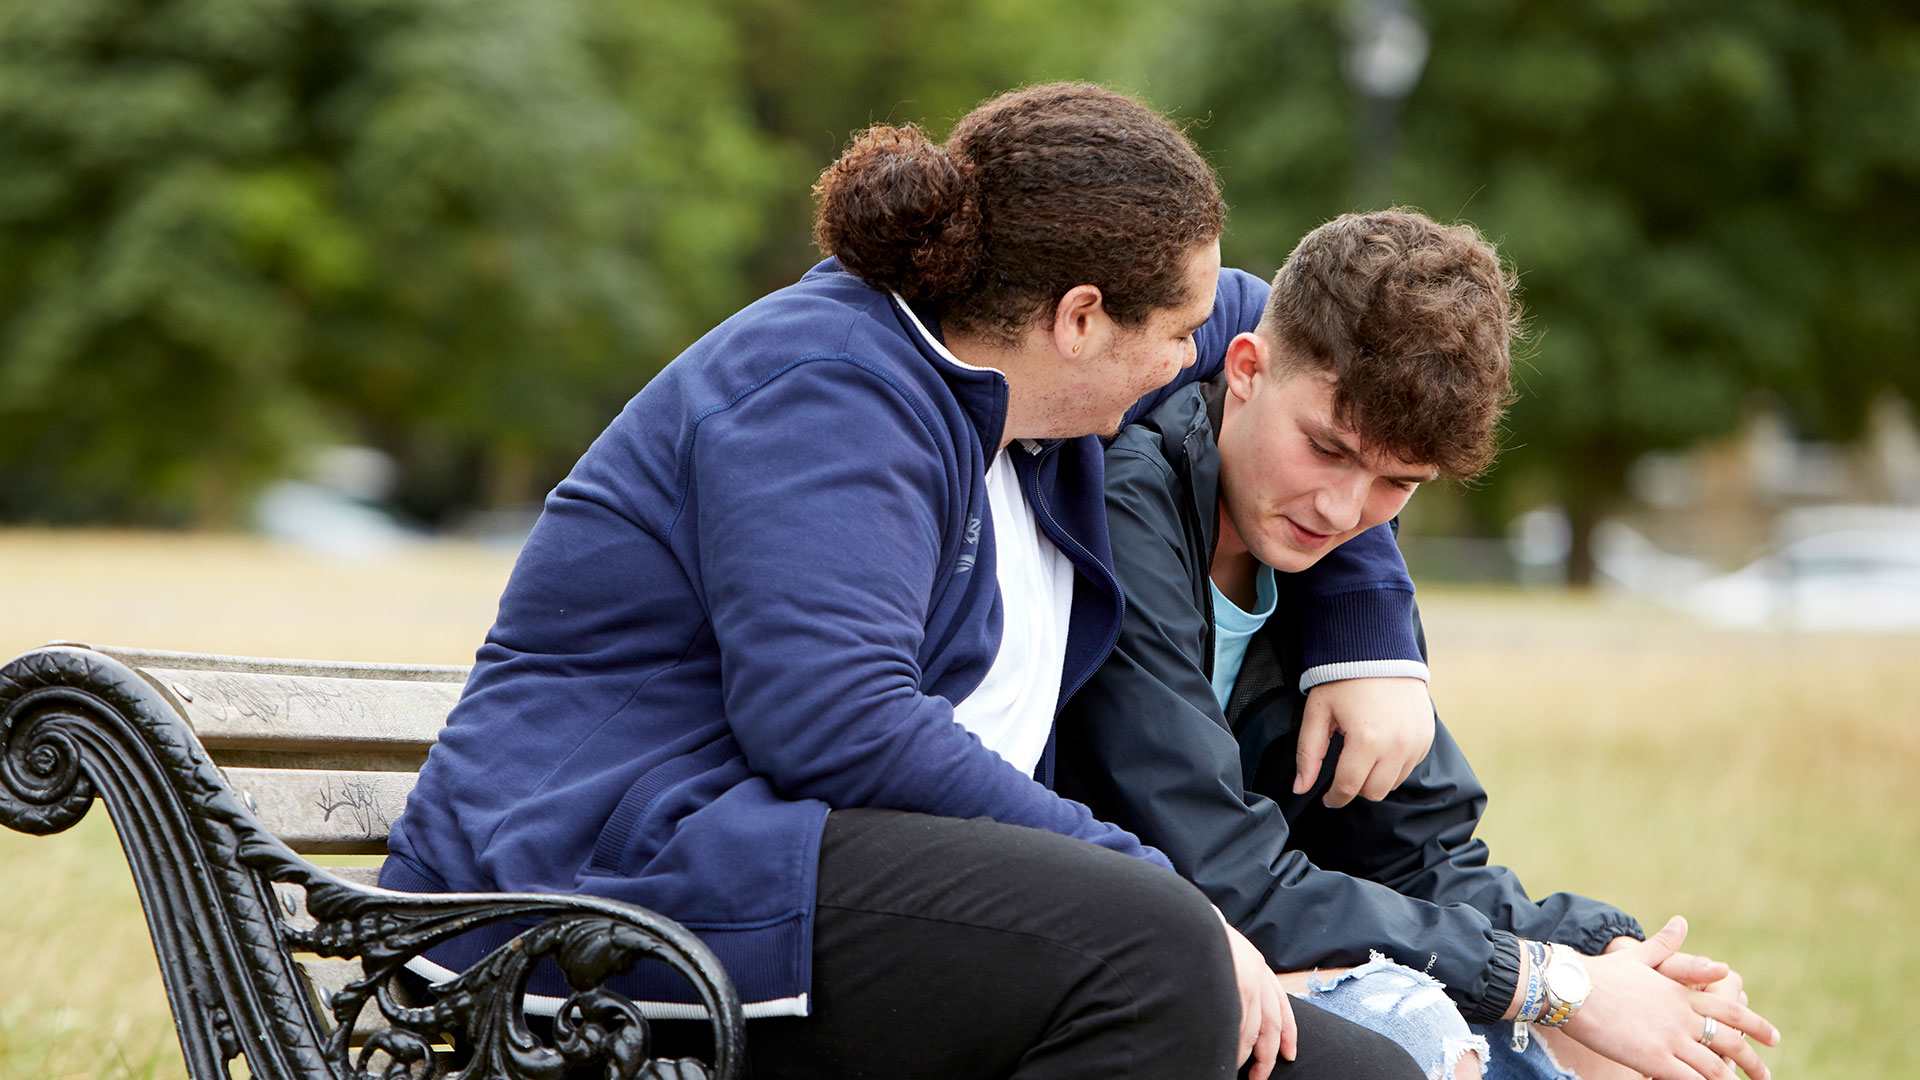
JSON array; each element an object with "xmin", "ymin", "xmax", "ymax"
[
  {"xmin": 1298, "ymin": 659, "xmax": 1432, "ymax": 694},
  {"xmin": 1299, "ymin": 584, "xmax": 1422, "ymax": 673}
]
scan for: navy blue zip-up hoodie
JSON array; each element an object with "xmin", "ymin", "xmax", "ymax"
[{"xmin": 382, "ymin": 258, "xmax": 1415, "ymax": 1010}]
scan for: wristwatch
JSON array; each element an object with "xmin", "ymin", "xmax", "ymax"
[{"xmin": 1536, "ymin": 943, "xmax": 1592, "ymax": 1027}]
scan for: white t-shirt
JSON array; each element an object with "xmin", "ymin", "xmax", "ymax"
[
  {"xmin": 893, "ymin": 294, "xmax": 1074, "ymax": 776},
  {"xmin": 951, "ymin": 446, "xmax": 1076, "ymax": 775}
]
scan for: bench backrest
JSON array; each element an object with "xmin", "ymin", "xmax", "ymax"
[
  {"xmin": 94, "ymin": 644, "xmax": 464, "ymax": 856},
  {"xmin": 81, "ymin": 645, "xmax": 469, "ymax": 1040}
]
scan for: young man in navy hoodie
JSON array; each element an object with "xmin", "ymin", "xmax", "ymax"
[
  {"xmin": 1059, "ymin": 210, "xmax": 1781, "ymax": 1080},
  {"xmin": 382, "ymin": 85, "xmax": 1435, "ymax": 1079}
]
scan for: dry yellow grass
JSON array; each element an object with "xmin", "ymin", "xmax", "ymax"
[
  {"xmin": 0, "ymin": 531, "xmax": 1914, "ymax": 1077},
  {"xmin": 0, "ymin": 529, "xmax": 515, "ymax": 664}
]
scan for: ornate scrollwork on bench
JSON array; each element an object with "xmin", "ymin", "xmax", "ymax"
[{"xmin": 0, "ymin": 646, "xmax": 744, "ymax": 1080}]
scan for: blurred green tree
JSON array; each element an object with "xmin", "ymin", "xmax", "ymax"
[
  {"xmin": 0, "ymin": 0, "xmax": 774, "ymax": 524},
  {"xmin": 701, "ymin": 0, "xmax": 1142, "ymax": 291},
  {"xmin": 1153, "ymin": 0, "xmax": 1920, "ymax": 581},
  {"xmin": 10, "ymin": 0, "xmax": 1909, "ymax": 555},
  {"xmin": 0, "ymin": 0, "xmax": 1141, "ymax": 525}
]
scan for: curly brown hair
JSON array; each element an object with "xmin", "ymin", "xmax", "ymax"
[
  {"xmin": 812, "ymin": 83, "xmax": 1225, "ymax": 344},
  {"xmin": 1261, "ymin": 209, "xmax": 1520, "ymax": 479}
]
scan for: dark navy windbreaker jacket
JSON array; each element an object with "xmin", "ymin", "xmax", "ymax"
[
  {"xmin": 381, "ymin": 258, "xmax": 1420, "ymax": 1011},
  {"xmin": 1056, "ymin": 381, "xmax": 1643, "ymax": 1022}
]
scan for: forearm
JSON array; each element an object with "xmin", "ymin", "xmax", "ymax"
[
  {"xmin": 1226, "ymin": 847, "xmax": 1523, "ymax": 1022},
  {"xmin": 1287, "ymin": 523, "xmax": 1424, "ymax": 689}
]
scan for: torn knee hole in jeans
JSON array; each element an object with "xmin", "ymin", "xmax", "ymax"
[{"xmin": 1303, "ymin": 952, "xmax": 1491, "ymax": 1080}]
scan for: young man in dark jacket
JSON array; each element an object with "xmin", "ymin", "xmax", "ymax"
[{"xmin": 1059, "ymin": 210, "xmax": 1780, "ymax": 1080}]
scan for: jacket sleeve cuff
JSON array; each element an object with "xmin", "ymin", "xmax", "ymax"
[
  {"xmin": 1298, "ymin": 585, "xmax": 1423, "ymax": 673},
  {"xmin": 1298, "ymin": 659, "xmax": 1432, "ymax": 694},
  {"xmin": 1565, "ymin": 914, "xmax": 1645, "ymax": 956},
  {"xmin": 1463, "ymin": 930, "xmax": 1524, "ymax": 1024}
]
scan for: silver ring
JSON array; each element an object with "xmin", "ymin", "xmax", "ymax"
[{"xmin": 1698, "ymin": 1016, "xmax": 1718, "ymax": 1047}]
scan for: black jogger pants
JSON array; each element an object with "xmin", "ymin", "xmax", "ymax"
[{"xmin": 646, "ymin": 809, "xmax": 1423, "ymax": 1080}]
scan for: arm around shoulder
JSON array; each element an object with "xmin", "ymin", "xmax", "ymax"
[
  {"xmin": 1123, "ymin": 268, "xmax": 1272, "ymax": 424},
  {"xmin": 1285, "ymin": 522, "xmax": 1425, "ymax": 690}
]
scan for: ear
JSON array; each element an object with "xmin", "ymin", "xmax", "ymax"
[
  {"xmin": 1222, "ymin": 331, "xmax": 1270, "ymax": 402},
  {"xmin": 1049, "ymin": 284, "xmax": 1108, "ymax": 360}
]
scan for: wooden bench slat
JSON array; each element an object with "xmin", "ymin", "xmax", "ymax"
[
  {"xmin": 211, "ymin": 748, "xmax": 429, "ymax": 773},
  {"xmin": 85, "ymin": 644, "xmax": 469, "ymax": 683},
  {"xmin": 327, "ymin": 865, "xmax": 385, "ymax": 889},
  {"xmin": 227, "ymin": 768, "xmax": 416, "ymax": 854},
  {"xmin": 139, "ymin": 667, "xmax": 458, "ymax": 753}
]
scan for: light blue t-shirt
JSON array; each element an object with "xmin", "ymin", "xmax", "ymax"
[{"xmin": 1209, "ymin": 565, "xmax": 1278, "ymax": 710}]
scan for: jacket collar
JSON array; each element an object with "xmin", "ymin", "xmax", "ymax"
[
  {"xmin": 1141, "ymin": 377, "xmax": 1226, "ymax": 567},
  {"xmin": 890, "ymin": 291, "xmax": 1010, "ymax": 454},
  {"xmin": 1203, "ymin": 375, "xmax": 1228, "ymax": 446}
]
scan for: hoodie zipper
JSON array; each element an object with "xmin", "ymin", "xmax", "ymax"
[{"xmin": 1018, "ymin": 441, "xmax": 1127, "ymax": 711}]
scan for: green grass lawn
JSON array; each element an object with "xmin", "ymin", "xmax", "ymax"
[{"xmin": 1, "ymin": 530, "xmax": 1914, "ymax": 1077}]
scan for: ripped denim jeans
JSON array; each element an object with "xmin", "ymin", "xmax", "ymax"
[{"xmin": 1304, "ymin": 953, "xmax": 1578, "ymax": 1080}]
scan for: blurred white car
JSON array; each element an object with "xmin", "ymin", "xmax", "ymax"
[
  {"xmin": 253, "ymin": 446, "xmax": 422, "ymax": 558},
  {"xmin": 1683, "ymin": 528, "xmax": 1920, "ymax": 631}
]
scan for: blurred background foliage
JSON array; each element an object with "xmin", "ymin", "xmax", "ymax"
[{"xmin": 1, "ymin": 0, "xmax": 1916, "ymax": 581}]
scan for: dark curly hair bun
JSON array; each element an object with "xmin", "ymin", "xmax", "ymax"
[
  {"xmin": 812, "ymin": 123, "xmax": 985, "ymax": 303},
  {"xmin": 810, "ymin": 85, "xmax": 1222, "ymax": 342}
]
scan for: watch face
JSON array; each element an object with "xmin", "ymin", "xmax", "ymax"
[{"xmin": 1547, "ymin": 959, "xmax": 1592, "ymax": 1003}]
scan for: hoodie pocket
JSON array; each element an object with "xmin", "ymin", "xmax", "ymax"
[{"xmin": 587, "ymin": 752, "xmax": 713, "ymax": 874}]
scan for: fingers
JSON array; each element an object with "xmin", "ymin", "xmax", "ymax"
[
  {"xmin": 1237, "ymin": 976, "xmax": 1259, "ymax": 1068},
  {"xmin": 1386, "ymin": 702, "xmax": 1434, "ymax": 793},
  {"xmin": 1225, "ymin": 918, "xmax": 1279, "ymax": 1072},
  {"xmin": 1392, "ymin": 752, "xmax": 1419, "ymax": 792},
  {"xmin": 1344, "ymin": 753, "xmax": 1390, "ymax": 803},
  {"xmin": 1676, "ymin": 1040, "xmax": 1735, "ymax": 1080},
  {"xmin": 1687, "ymin": 992, "xmax": 1777, "ymax": 1080},
  {"xmin": 1704, "ymin": 967, "xmax": 1745, "ymax": 1001},
  {"xmin": 1658, "ymin": 950, "xmax": 1731, "ymax": 988},
  {"xmin": 1715, "ymin": 1036, "xmax": 1773, "ymax": 1080},
  {"xmin": 1341, "ymin": 726, "xmax": 1427, "ymax": 803},
  {"xmin": 1248, "ymin": 972, "xmax": 1285, "ymax": 1080},
  {"xmin": 1638, "ymin": 915, "xmax": 1689, "ymax": 966},
  {"xmin": 1323, "ymin": 747, "xmax": 1368, "ymax": 807},
  {"xmin": 1691, "ymin": 989, "xmax": 1780, "ymax": 1049},
  {"xmin": 1320, "ymin": 717, "xmax": 1398, "ymax": 807},
  {"xmin": 1275, "ymin": 979, "xmax": 1298, "ymax": 1063},
  {"xmin": 1293, "ymin": 697, "xmax": 1332, "ymax": 795}
]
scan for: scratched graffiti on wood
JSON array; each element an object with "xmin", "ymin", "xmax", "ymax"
[
  {"xmin": 175, "ymin": 672, "xmax": 456, "ymax": 746},
  {"xmin": 195, "ymin": 673, "xmax": 374, "ymax": 728},
  {"xmin": 313, "ymin": 779, "xmax": 391, "ymax": 837}
]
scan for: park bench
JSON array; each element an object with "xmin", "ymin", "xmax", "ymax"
[{"xmin": 0, "ymin": 642, "xmax": 745, "ymax": 1080}]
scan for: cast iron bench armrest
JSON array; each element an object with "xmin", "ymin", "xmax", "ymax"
[{"xmin": 0, "ymin": 644, "xmax": 745, "ymax": 1080}]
